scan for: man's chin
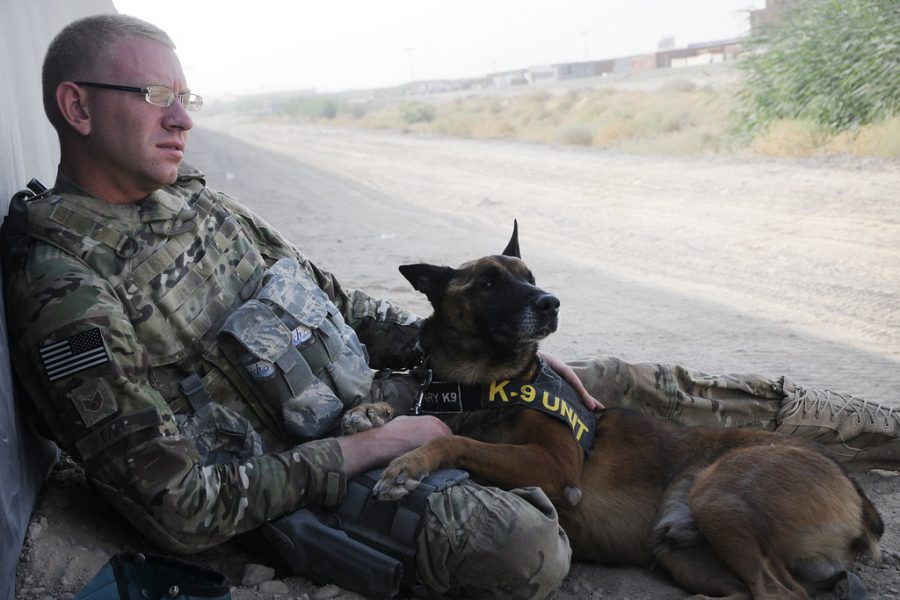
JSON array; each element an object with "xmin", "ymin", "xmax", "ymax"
[{"xmin": 161, "ymin": 163, "xmax": 181, "ymax": 185}]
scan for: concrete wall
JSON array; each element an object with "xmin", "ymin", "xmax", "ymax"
[{"xmin": 0, "ymin": 1, "xmax": 116, "ymax": 598}]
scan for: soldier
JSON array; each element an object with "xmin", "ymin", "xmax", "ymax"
[
  {"xmin": 5, "ymin": 12, "xmax": 898, "ymax": 600},
  {"xmin": 6, "ymin": 14, "xmax": 571, "ymax": 599}
]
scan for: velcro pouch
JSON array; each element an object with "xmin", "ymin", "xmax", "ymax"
[{"xmin": 218, "ymin": 258, "xmax": 373, "ymax": 440}]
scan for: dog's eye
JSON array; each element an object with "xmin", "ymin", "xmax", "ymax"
[{"xmin": 481, "ymin": 279, "xmax": 494, "ymax": 288}]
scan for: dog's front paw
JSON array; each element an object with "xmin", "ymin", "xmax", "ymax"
[
  {"xmin": 341, "ymin": 402, "xmax": 395, "ymax": 435},
  {"xmin": 563, "ymin": 485, "xmax": 582, "ymax": 507},
  {"xmin": 372, "ymin": 455, "xmax": 430, "ymax": 501}
]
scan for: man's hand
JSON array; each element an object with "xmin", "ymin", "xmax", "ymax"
[
  {"xmin": 337, "ymin": 415, "xmax": 451, "ymax": 477},
  {"xmin": 539, "ymin": 351, "xmax": 604, "ymax": 411}
]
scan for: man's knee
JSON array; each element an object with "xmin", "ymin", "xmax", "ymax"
[{"xmin": 415, "ymin": 483, "xmax": 571, "ymax": 599}]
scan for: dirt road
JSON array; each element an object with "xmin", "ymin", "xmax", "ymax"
[
  {"xmin": 17, "ymin": 123, "xmax": 900, "ymax": 599},
  {"xmin": 197, "ymin": 118, "xmax": 900, "ymax": 406}
]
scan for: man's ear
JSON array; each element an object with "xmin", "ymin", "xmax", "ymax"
[
  {"xmin": 399, "ymin": 264, "xmax": 455, "ymax": 304},
  {"xmin": 56, "ymin": 82, "xmax": 92, "ymax": 136}
]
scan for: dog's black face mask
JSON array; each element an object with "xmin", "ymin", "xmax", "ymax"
[{"xmin": 400, "ymin": 221, "xmax": 560, "ymax": 346}]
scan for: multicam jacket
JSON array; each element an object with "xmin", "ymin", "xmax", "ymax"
[{"xmin": 4, "ymin": 164, "xmax": 422, "ymax": 552}]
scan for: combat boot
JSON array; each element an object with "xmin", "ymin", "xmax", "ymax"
[{"xmin": 776, "ymin": 377, "xmax": 900, "ymax": 465}]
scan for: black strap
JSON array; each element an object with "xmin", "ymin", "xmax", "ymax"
[
  {"xmin": 1, "ymin": 181, "xmax": 44, "ymax": 272},
  {"xmin": 1, "ymin": 179, "xmax": 49, "ymax": 277},
  {"xmin": 179, "ymin": 374, "xmax": 210, "ymax": 412},
  {"xmin": 416, "ymin": 358, "xmax": 596, "ymax": 454}
]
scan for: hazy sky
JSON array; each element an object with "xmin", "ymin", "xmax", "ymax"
[{"xmin": 113, "ymin": 0, "xmax": 765, "ymax": 98}]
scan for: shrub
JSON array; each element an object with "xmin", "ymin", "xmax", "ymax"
[
  {"xmin": 400, "ymin": 102, "xmax": 436, "ymax": 124},
  {"xmin": 737, "ymin": 0, "xmax": 900, "ymax": 133},
  {"xmin": 281, "ymin": 96, "xmax": 341, "ymax": 120}
]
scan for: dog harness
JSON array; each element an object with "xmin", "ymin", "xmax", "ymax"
[{"xmin": 414, "ymin": 357, "xmax": 596, "ymax": 454}]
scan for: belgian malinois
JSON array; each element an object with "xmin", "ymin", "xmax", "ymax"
[{"xmin": 352, "ymin": 223, "xmax": 883, "ymax": 599}]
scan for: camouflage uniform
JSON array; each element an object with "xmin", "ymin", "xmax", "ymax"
[{"xmin": 4, "ymin": 165, "xmax": 568, "ymax": 599}]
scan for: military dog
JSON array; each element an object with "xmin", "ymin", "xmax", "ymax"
[{"xmin": 351, "ymin": 224, "xmax": 883, "ymax": 599}]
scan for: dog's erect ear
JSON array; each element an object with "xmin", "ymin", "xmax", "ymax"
[
  {"xmin": 399, "ymin": 264, "xmax": 455, "ymax": 303},
  {"xmin": 501, "ymin": 219, "xmax": 520, "ymax": 258}
]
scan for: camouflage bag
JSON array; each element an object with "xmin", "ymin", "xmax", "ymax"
[{"xmin": 218, "ymin": 257, "xmax": 373, "ymax": 439}]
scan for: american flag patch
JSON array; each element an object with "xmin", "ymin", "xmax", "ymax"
[{"xmin": 40, "ymin": 328, "xmax": 110, "ymax": 382}]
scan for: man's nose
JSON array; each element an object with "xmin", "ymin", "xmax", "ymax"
[{"xmin": 164, "ymin": 97, "xmax": 193, "ymax": 131}]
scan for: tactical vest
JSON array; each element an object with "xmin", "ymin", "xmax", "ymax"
[{"xmin": 24, "ymin": 167, "xmax": 369, "ymax": 455}]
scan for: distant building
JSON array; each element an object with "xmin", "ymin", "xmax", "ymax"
[
  {"xmin": 528, "ymin": 64, "xmax": 558, "ymax": 84},
  {"xmin": 528, "ymin": 59, "xmax": 615, "ymax": 83},
  {"xmin": 489, "ymin": 69, "xmax": 530, "ymax": 87},
  {"xmin": 614, "ymin": 54, "xmax": 657, "ymax": 75},
  {"xmin": 749, "ymin": 0, "xmax": 803, "ymax": 34},
  {"xmin": 657, "ymin": 38, "xmax": 742, "ymax": 68}
]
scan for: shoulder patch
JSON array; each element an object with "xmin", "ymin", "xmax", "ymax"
[
  {"xmin": 40, "ymin": 327, "xmax": 110, "ymax": 382},
  {"xmin": 71, "ymin": 377, "xmax": 118, "ymax": 427}
]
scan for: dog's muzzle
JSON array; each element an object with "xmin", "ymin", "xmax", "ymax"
[
  {"xmin": 520, "ymin": 293, "xmax": 560, "ymax": 339},
  {"xmin": 535, "ymin": 293, "xmax": 560, "ymax": 315}
]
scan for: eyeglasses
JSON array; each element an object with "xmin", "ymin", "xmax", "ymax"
[{"xmin": 74, "ymin": 82, "xmax": 203, "ymax": 111}]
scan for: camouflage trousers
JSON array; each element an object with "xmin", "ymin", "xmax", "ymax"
[
  {"xmin": 569, "ymin": 356, "xmax": 900, "ymax": 464},
  {"xmin": 414, "ymin": 483, "xmax": 570, "ymax": 599}
]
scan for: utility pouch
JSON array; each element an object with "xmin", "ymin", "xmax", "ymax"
[
  {"xmin": 263, "ymin": 509, "xmax": 403, "ymax": 600},
  {"xmin": 74, "ymin": 552, "xmax": 230, "ymax": 600},
  {"xmin": 263, "ymin": 467, "xmax": 469, "ymax": 599},
  {"xmin": 174, "ymin": 401, "xmax": 265, "ymax": 465},
  {"xmin": 218, "ymin": 258, "xmax": 373, "ymax": 440}
]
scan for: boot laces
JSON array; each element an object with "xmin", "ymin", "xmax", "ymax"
[{"xmin": 795, "ymin": 387, "xmax": 897, "ymax": 430}]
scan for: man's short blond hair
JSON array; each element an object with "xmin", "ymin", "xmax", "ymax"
[{"xmin": 42, "ymin": 14, "xmax": 175, "ymax": 130}]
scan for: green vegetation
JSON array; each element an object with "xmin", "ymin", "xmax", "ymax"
[
  {"xmin": 737, "ymin": 0, "xmax": 900, "ymax": 133},
  {"xmin": 282, "ymin": 96, "xmax": 340, "ymax": 120},
  {"xmin": 400, "ymin": 102, "xmax": 437, "ymax": 124}
]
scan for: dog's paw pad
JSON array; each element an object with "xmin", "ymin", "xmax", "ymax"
[
  {"xmin": 341, "ymin": 413, "xmax": 371, "ymax": 434},
  {"xmin": 341, "ymin": 403, "xmax": 395, "ymax": 435},
  {"xmin": 564, "ymin": 485, "xmax": 582, "ymax": 507},
  {"xmin": 372, "ymin": 472, "xmax": 423, "ymax": 501}
]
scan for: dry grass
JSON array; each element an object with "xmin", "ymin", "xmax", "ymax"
[
  {"xmin": 282, "ymin": 78, "xmax": 898, "ymax": 158},
  {"xmin": 824, "ymin": 117, "xmax": 900, "ymax": 158},
  {"xmin": 748, "ymin": 120, "xmax": 829, "ymax": 157}
]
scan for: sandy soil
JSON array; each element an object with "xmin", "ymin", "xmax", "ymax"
[{"xmin": 15, "ymin": 121, "xmax": 900, "ymax": 599}]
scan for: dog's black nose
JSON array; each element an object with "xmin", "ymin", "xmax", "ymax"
[{"xmin": 535, "ymin": 293, "xmax": 560, "ymax": 314}]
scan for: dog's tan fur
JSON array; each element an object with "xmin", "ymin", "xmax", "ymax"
[{"xmin": 355, "ymin": 225, "xmax": 883, "ymax": 599}]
